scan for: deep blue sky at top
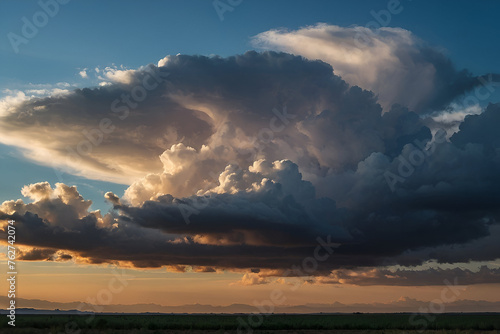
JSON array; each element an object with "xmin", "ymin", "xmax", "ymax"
[
  {"xmin": 0, "ymin": 0, "xmax": 499, "ymax": 211},
  {"xmin": 1, "ymin": 0, "xmax": 499, "ymax": 86}
]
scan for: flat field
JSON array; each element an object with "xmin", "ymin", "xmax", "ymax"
[{"xmin": 2, "ymin": 313, "xmax": 499, "ymax": 333}]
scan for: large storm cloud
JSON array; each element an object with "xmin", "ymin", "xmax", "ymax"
[{"xmin": 1, "ymin": 26, "xmax": 499, "ymax": 285}]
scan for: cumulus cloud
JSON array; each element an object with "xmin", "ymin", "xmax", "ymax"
[
  {"xmin": 0, "ymin": 51, "xmax": 374, "ymax": 183},
  {"xmin": 0, "ymin": 90, "xmax": 28, "ymax": 116},
  {"xmin": 236, "ymin": 273, "xmax": 270, "ymax": 285},
  {"xmin": 100, "ymin": 66, "xmax": 137, "ymax": 85},
  {"xmin": 78, "ymin": 69, "xmax": 88, "ymax": 79},
  {"xmin": 0, "ymin": 50, "xmax": 445, "ymax": 185},
  {"xmin": 0, "ymin": 32, "xmax": 499, "ymax": 283},
  {"xmin": 0, "ymin": 181, "xmax": 342, "ymax": 270},
  {"xmin": 117, "ymin": 159, "xmax": 348, "ymax": 250}
]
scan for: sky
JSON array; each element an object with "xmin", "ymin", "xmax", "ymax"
[{"xmin": 0, "ymin": 0, "xmax": 500, "ymax": 313}]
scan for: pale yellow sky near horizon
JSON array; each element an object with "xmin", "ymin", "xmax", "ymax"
[{"xmin": 1, "ymin": 258, "xmax": 499, "ymax": 308}]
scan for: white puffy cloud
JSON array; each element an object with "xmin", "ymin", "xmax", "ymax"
[
  {"xmin": 236, "ymin": 272, "xmax": 270, "ymax": 285},
  {"xmin": 0, "ymin": 90, "xmax": 27, "ymax": 116},
  {"xmin": 78, "ymin": 69, "xmax": 88, "ymax": 78},
  {"xmin": 101, "ymin": 66, "xmax": 137, "ymax": 84}
]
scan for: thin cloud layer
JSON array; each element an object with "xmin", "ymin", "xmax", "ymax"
[
  {"xmin": 315, "ymin": 266, "xmax": 500, "ymax": 286},
  {"xmin": 236, "ymin": 265, "xmax": 500, "ymax": 286}
]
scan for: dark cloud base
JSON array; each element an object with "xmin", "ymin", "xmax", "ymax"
[{"xmin": 1, "ymin": 50, "xmax": 499, "ymax": 286}]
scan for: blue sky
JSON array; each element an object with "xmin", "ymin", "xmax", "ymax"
[
  {"xmin": 1, "ymin": 0, "xmax": 500, "ymax": 210},
  {"xmin": 1, "ymin": 0, "xmax": 500, "ymax": 82}
]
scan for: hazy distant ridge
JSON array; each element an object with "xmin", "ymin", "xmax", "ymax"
[{"xmin": 2, "ymin": 296, "xmax": 499, "ymax": 314}]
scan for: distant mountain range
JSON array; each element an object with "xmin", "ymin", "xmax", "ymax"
[{"xmin": 1, "ymin": 296, "xmax": 500, "ymax": 314}]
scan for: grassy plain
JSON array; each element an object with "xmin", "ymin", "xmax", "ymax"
[{"xmin": 2, "ymin": 313, "xmax": 499, "ymax": 333}]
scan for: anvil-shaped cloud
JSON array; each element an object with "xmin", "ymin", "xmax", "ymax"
[{"xmin": 1, "ymin": 25, "xmax": 499, "ymax": 285}]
